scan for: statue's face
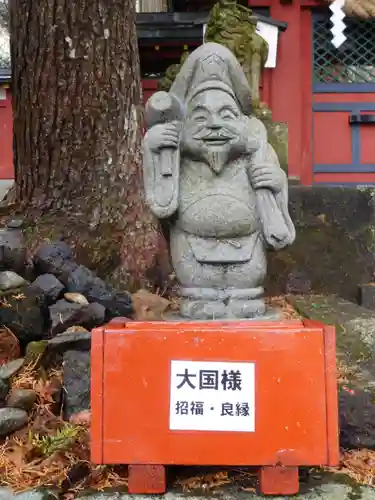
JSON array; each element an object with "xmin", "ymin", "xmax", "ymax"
[{"xmin": 182, "ymin": 89, "xmax": 244, "ymax": 153}]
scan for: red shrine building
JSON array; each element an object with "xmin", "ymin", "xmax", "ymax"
[{"xmin": 0, "ymin": 0, "xmax": 375, "ymax": 188}]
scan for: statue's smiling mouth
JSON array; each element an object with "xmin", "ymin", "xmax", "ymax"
[{"xmin": 202, "ymin": 135, "xmax": 232, "ymax": 145}]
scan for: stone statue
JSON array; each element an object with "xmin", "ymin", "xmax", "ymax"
[
  {"xmin": 159, "ymin": 0, "xmax": 267, "ymax": 108},
  {"xmin": 143, "ymin": 43, "xmax": 295, "ymax": 320},
  {"xmin": 158, "ymin": 0, "xmax": 289, "ymax": 173}
]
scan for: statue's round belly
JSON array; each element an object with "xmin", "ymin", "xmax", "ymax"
[{"xmin": 178, "ymin": 194, "xmax": 259, "ymax": 238}]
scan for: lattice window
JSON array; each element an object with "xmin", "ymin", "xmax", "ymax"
[{"xmin": 313, "ymin": 17, "xmax": 375, "ymax": 84}]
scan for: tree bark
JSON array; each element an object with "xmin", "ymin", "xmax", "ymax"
[{"xmin": 9, "ymin": 0, "xmax": 165, "ymax": 290}]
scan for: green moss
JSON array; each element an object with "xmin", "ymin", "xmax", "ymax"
[
  {"xmin": 31, "ymin": 423, "xmax": 82, "ymax": 457},
  {"xmin": 21, "ymin": 213, "xmax": 129, "ymax": 289},
  {"xmin": 158, "ymin": 51, "xmax": 190, "ymax": 92},
  {"xmin": 25, "ymin": 340, "xmax": 49, "ymax": 367}
]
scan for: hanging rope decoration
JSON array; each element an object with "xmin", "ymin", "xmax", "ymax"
[{"xmin": 328, "ymin": 0, "xmax": 375, "ymax": 18}]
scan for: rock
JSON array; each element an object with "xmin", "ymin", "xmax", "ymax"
[
  {"xmin": 0, "ymin": 378, "xmax": 9, "ymax": 400},
  {"xmin": 6, "ymin": 218, "xmax": 25, "ymax": 229},
  {"xmin": 132, "ymin": 289, "xmax": 170, "ymax": 320},
  {"xmin": 359, "ymin": 282, "xmax": 375, "ymax": 310},
  {"xmin": 0, "ymin": 271, "xmax": 27, "ymax": 291},
  {"xmin": 99, "ymin": 291, "xmax": 133, "ymax": 320},
  {"xmin": 70, "ymin": 409, "xmax": 91, "ymax": 426},
  {"xmin": 54, "ymin": 259, "xmax": 79, "ymax": 283},
  {"xmin": 0, "ymin": 358, "xmax": 24, "ymax": 380},
  {"xmin": 80, "ymin": 302, "xmax": 106, "ymax": 327},
  {"xmin": 0, "ymin": 407, "xmax": 28, "ymax": 436},
  {"xmin": 64, "ymin": 292, "xmax": 89, "ymax": 305},
  {"xmin": 0, "ymin": 228, "xmax": 27, "ymax": 275},
  {"xmin": 0, "ymin": 288, "xmax": 47, "ymax": 344},
  {"xmin": 65, "ymin": 325, "xmax": 89, "ymax": 333},
  {"xmin": 7, "ymin": 388, "xmax": 37, "ymax": 411},
  {"xmin": 63, "ymin": 350, "xmax": 90, "ymax": 419},
  {"xmin": 14, "ymin": 491, "xmax": 58, "ymax": 500},
  {"xmin": 61, "ymin": 274, "xmax": 134, "ymax": 319},
  {"xmin": 84, "ymin": 278, "xmax": 132, "ymax": 318},
  {"xmin": 64, "ymin": 265, "xmax": 95, "ymax": 293},
  {"xmin": 30, "ymin": 274, "xmax": 64, "ymax": 304},
  {"xmin": 33, "ymin": 240, "xmax": 74, "ymax": 275},
  {"xmin": 85, "ymin": 277, "xmax": 115, "ymax": 302},
  {"xmin": 49, "ymin": 300, "xmax": 82, "ymax": 333},
  {"xmin": 0, "ymin": 488, "xmax": 13, "ymax": 499},
  {"xmin": 48, "ymin": 329, "xmax": 91, "ymax": 352},
  {"xmin": 339, "ymin": 387, "xmax": 375, "ymax": 449},
  {"xmin": 49, "ymin": 300, "xmax": 105, "ymax": 335}
]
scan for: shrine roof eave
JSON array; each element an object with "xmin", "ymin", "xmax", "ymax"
[
  {"xmin": 255, "ymin": 14, "xmax": 287, "ymax": 31},
  {"xmin": 0, "ymin": 12, "xmax": 289, "ymax": 75},
  {"xmin": 136, "ymin": 12, "xmax": 287, "ymax": 42},
  {"xmin": 136, "ymin": 12, "xmax": 288, "ymax": 30}
]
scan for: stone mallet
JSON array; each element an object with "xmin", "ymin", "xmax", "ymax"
[{"xmin": 145, "ymin": 91, "xmax": 184, "ymax": 177}]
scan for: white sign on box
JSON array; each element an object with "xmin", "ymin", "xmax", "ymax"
[
  {"xmin": 256, "ymin": 21, "xmax": 279, "ymax": 68},
  {"xmin": 169, "ymin": 360, "xmax": 255, "ymax": 432}
]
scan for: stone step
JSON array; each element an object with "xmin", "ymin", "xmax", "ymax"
[{"xmin": 3, "ymin": 481, "xmax": 375, "ymax": 499}]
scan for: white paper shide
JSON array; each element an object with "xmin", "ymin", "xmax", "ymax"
[
  {"xmin": 169, "ymin": 360, "xmax": 255, "ymax": 432},
  {"xmin": 256, "ymin": 21, "xmax": 279, "ymax": 68},
  {"xmin": 329, "ymin": 0, "xmax": 347, "ymax": 48}
]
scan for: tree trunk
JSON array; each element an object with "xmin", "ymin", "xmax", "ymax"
[{"xmin": 9, "ymin": 0, "xmax": 165, "ymax": 290}]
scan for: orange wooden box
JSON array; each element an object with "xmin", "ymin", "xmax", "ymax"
[{"xmin": 91, "ymin": 318, "xmax": 339, "ymax": 496}]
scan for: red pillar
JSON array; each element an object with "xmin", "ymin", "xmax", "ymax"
[
  {"xmin": 270, "ymin": 0, "xmax": 303, "ymax": 181},
  {"xmin": 0, "ymin": 88, "xmax": 14, "ymax": 180},
  {"xmin": 300, "ymin": 8, "xmax": 313, "ymax": 185}
]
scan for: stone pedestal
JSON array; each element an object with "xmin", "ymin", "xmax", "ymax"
[{"xmin": 91, "ymin": 317, "xmax": 339, "ymax": 497}]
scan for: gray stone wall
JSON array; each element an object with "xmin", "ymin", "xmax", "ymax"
[{"xmin": 266, "ymin": 186, "xmax": 375, "ymax": 301}]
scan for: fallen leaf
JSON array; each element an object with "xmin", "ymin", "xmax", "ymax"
[{"xmin": 0, "ymin": 326, "xmax": 20, "ymax": 365}]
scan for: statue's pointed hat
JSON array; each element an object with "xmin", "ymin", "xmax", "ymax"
[{"xmin": 170, "ymin": 42, "xmax": 252, "ymax": 116}]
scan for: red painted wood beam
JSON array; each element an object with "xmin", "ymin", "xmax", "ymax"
[
  {"xmin": 269, "ymin": 0, "xmax": 303, "ymax": 181},
  {"xmin": 300, "ymin": 8, "xmax": 313, "ymax": 185}
]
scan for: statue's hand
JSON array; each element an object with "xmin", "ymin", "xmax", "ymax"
[
  {"xmin": 144, "ymin": 122, "xmax": 180, "ymax": 153},
  {"xmin": 250, "ymin": 164, "xmax": 286, "ymax": 193}
]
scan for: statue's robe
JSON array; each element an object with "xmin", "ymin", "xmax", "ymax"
[{"xmin": 143, "ymin": 117, "xmax": 295, "ymax": 263}]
